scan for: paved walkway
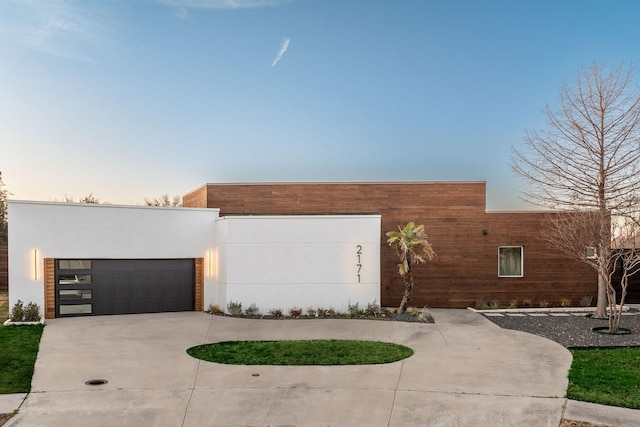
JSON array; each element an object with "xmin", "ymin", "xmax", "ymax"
[
  {"xmin": 482, "ymin": 311, "xmax": 640, "ymax": 318},
  {"xmin": 0, "ymin": 309, "xmax": 636, "ymax": 426}
]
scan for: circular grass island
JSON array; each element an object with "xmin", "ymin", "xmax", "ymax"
[{"xmin": 187, "ymin": 339, "xmax": 413, "ymax": 365}]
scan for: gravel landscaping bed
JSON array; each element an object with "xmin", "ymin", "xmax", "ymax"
[{"xmin": 483, "ymin": 311, "xmax": 640, "ymax": 348}]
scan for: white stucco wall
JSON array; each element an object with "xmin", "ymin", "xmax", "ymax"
[
  {"xmin": 215, "ymin": 215, "xmax": 381, "ymax": 314},
  {"xmin": 8, "ymin": 201, "xmax": 219, "ymax": 311},
  {"xmin": 8, "ymin": 201, "xmax": 381, "ymax": 318}
]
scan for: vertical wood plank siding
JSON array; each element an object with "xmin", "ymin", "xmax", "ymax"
[
  {"xmin": 195, "ymin": 258, "xmax": 204, "ymax": 311},
  {"xmin": 0, "ymin": 245, "xmax": 7, "ymax": 291},
  {"xmin": 187, "ymin": 182, "xmax": 596, "ymax": 308},
  {"xmin": 44, "ymin": 258, "xmax": 55, "ymax": 319}
]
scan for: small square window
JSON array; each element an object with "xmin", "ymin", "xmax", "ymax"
[
  {"xmin": 59, "ymin": 304, "xmax": 92, "ymax": 315},
  {"xmin": 58, "ymin": 260, "xmax": 92, "ymax": 270},
  {"xmin": 498, "ymin": 246, "xmax": 523, "ymax": 277},
  {"xmin": 59, "ymin": 290, "xmax": 92, "ymax": 300},
  {"xmin": 586, "ymin": 247, "xmax": 597, "ymax": 259},
  {"xmin": 58, "ymin": 274, "xmax": 92, "ymax": 285}
]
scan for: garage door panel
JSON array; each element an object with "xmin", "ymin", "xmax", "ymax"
[{"xmin": 55, "ymin": 259, "xmax": 195, "ymax": 317}]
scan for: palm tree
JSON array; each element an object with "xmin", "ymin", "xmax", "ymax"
[{"xmin": 386, "ymin": 222, "xmax": 436, "ymax": 314}]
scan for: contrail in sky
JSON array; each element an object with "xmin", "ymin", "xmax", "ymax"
[{"xmin": 271, "ymin": 38, "xmax": 290, "ymax": 67}]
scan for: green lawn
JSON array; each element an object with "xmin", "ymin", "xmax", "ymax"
[
  {"xmin": 568, "ymin": 347, "xmax": 640, "ymax": 410},
  {"xmin": 0, "ymin": 324, "xmax": 44, "ymax": 394},
  {"xmin": 0, "ymin": 291, "xmax": 44, "ymax": 394},
  {"xmin": 188, "ymin": 339, "xmax": 413, "ymax": 365},
  {"xmin": 0, "ymin": 291, "xmax": 8, "ymax": 321}
]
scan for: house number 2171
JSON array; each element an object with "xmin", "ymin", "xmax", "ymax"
[{"xmin": 356, "ymin": 245, "xmax": 363, "ymax": 283}]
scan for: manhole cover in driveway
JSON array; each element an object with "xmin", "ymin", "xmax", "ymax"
[{"xmin": 84, "ymin": 379, "xmax": 108, "ymax": 386}]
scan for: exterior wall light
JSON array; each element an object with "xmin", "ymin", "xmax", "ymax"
[
  {"xmin": 33, "ymin": 249, "xmax": 39, "ymax": 280},
  {"xmin": 207, "ymin": 249, "xmax": 214, "ymax": 278}
]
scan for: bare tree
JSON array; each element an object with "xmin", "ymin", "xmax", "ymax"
[
  {"xmin": 58, "ymin": 193, "xmax": 109, "ymax": 204},
  {"xmin": 0, "ymin": 172, "xmax": 8, "ymax": 245},
  {"xmin": 608, "ymin": 214, "xmax": 640, "ymax": 332},
  {"xmin": 143, "ymin": 194, "xmax": 182, "ymax": 207},
  {"xmin": 79, "ymin": 193, "xmax": 103, "ymax": 204},
  {"xmin": 512, "ymin": 61, "xmax": 640, "ymax": 321}
]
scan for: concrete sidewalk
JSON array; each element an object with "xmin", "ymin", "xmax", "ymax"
[{"xmin": 0, "ymin": 309, "xmax": 586, "ymax": 426}]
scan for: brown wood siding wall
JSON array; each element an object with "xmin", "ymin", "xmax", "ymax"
[
  {"xmin": 182, "ymin": 185, "xmax": 208, "ymax": 208},
  {"xmin": 184, "ymin": 182, "xmax": 597, "ymax": 308},
  {"xmin": 445, "ymin": 212, "xmax": 598, "ymax": 308},
  {"xmin": 0, "ymin": 244, "xmax": 7, "ymax": 292},
  {"xmin": 195, "ymin": 258, "xmax": 204, "ymax": 311},
  {"xmin": 44, "ymin": 258, "xmax": 55, "ymax": 319}
]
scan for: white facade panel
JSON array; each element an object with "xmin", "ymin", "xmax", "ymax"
[
  {"xmin": 8, "ymin": 201, "xmax": 219, "ymax": 311},
  {"xmin": 215, "ymin": 215, "xmax": 381, "ymax": 313},
  {"xmin": 223, "ymin": 243, "xmax": 378, "ymax": 285},
  {"xmin": 220, "ymin": 216, "xmax": 380, "ymax": 244}
]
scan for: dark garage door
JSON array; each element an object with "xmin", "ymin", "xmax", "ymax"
[{"xmin": 55, "ymin": 259, "xmax": 195, "ymax": 317}]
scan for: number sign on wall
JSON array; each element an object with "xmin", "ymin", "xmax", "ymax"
[{"xmin": 356, "ymin": 245, "xmax": 362, "ymax": 283}]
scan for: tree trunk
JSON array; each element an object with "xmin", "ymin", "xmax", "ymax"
[
  {"xmin": 595, "ymin": 137, "xmax": 611, "ymax": 320},
  {"xmin": 612, "ymin": 286, "xmax": 628, "ymax": 333},
  {"xmin": 398, "ymin": 274, "xmax": 414, "ymax": 315},
  {"xmin": 398, "ymin": 253, "xmax": 414, "ymax": 314},
  {"xmin": 594, "ymin": 273, "xmax": 608, "ymax": 318},
  {"xmin": 607, "ymin": 283, "xmax": 618, "ymax": 333}
]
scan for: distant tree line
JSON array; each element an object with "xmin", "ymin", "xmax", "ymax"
[
  {"xmin": 59, "ymin": 193, "xmax": 108, "ymax": 204},
  {"xmin": 0, "ymin": 172, "xmax": 7, "ymax": 245},
  {"xmin": 143, "ymin": 194, "xmax": 182, "ymax": 207},
  {"xmin": 58, "ymin": 193, "xmax": 182, "ymax": 207}
]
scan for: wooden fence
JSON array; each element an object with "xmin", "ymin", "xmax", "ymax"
[{"xmin": 0, "ymin": 245, "xmax": 7, "ymax": 291}]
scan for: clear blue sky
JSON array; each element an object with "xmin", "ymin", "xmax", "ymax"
[{"xmin": 1, "ymin": 0, "xmax": 639, "ymax": 209}]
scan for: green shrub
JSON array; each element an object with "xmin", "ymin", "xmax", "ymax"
[
  {"xmin": 288, "ymin": 307, "xmax": 302, "ymax": 318},
  {"xmin": 417, "ymin": 306, "xmax": 430, "ymax": 322},
  {"xmin": 521, "ymin": 299, "xmax": 533, "ymax": 308},
  {"xmin": 474, "ymin": 298, "xmax": 488, "ymax": 310},
  {"xmin": 10, "ymin": 300, "xmax": 25, "ymax": 322},
  {"xmin": 488, "ymin": 300, "xmax": 501, "ymax": 310},
  {"xmin": 365, "ymin": 300, "xmax": 381, "ymax": 317},
  {"xmin": 245, "ymin": 303, "xmax": 260, "ymax": 317},
  {"xmin": 207, "ymin": 304, "xmax": 224, "ymax": 315},
  {"xmin": 268, "ymin": 308, "xmax": 283, "ymax": 318},
  {"xmin": 306, "ymin": 306, "xmax": 317, "ymax": 317},
  {"xmin": 579, "ymin": 296, "xmax": 593, "ymax": 307},
  {"xmin": 8, "ymin": 300, "xmax": 40, "ymax": 322},
  {"xmin": 347, "ymin": 301, "xmax": 363, "ymax": 318},
  {"xmin": 23, "ymin": 302, "xmax": 41, "ymax": 322},
  {"xmin": 539, "ymin": 300, "xmax": 549, "ymax": 308},
  {"xmin": 560, "ymin": 298, "xmax": 572, "ymax": 307},
  {"xmin": 508, "ymin": 299, "xmax": 518, "ymax": 309},
  {"xmin": 227, "ymin": 301, "xmax": 242, "ymax": 316}
]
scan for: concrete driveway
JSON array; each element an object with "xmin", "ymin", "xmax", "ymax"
[{"xmin": 6, "ymin": 309, "xmax": 571, "ymax": 426}]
